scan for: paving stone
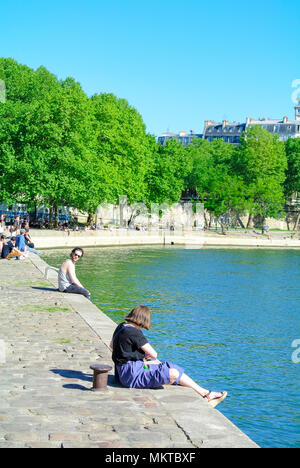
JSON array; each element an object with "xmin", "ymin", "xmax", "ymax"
[
  {"xmin": 4, "ymin": 432, "xmax": 40, "ymax": 442},
  {"xmin": 48, "ymin": 432, "xmax": 87, "ymax": 442}
]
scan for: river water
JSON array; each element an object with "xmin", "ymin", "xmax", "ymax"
[{"xmin": 41, "ymin": 246, "xmax": 300, "ymax": 448}]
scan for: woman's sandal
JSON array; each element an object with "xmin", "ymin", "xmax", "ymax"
[{"xmin": 203, "ymin": 391, "xmax": 227, "ymax": 408}]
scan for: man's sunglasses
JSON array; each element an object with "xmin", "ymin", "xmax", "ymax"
[{"xmin": 73, "ymin": 253, "xmax": 82, "ymax": 258}]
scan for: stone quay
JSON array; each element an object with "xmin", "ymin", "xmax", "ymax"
[{"xmin": 0, "ymin": 253, "xmax": 259, "ymax": 448}]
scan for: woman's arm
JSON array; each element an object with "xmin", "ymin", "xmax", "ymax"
[{"xmin": 141, "ymin": 342, "xmax": 158, "ymax": 360}]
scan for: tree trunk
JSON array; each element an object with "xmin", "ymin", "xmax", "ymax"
[
  {"xmin": 49, "ymin": 205, "xmax": 54, "ymax": 229},
  {"xmin": 246, "ymin": 213, "xmax": 253, "ymax": 228},
  {"xmin": 203, "ymin": 211, "xmax": 209, "ymax": 229},
  {"xmin": 127, "ymin": 209, "xmax": 140, "ymax": 227},
  {"xmin": 294, "ymin": 212, "xmax": 300, "ymax": 231},
  {"xmin": 54, "ymin": 205, "xmax": 58, "ymax": 229},
  {"xmin": 261, "ymin": 217, "xmax": 265, "ymax": 235},
  {"xmin": 87, "ymin": 213, "xmax": 93, "ymax": 225},
  {"xmin": 235, "ymin": 213, "xmax": 245, "ymax": 229}
]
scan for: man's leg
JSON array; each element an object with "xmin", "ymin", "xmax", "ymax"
[
  {"xmin": 6, "ymin": 249, "xmax": 22, "ymax": 260},
  {"xmin": 64, "ymin": 284, "xmax": 91, "ymax": 299},
  {"xmin": 26, "ymin": 246, "xmax": 39, "ymax": 255}
]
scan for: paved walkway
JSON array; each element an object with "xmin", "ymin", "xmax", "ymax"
[{"xmin": 0, "ymin": 254, "xmax": 258, "ymax": 448}]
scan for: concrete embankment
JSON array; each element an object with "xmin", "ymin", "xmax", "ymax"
[
  {"xmin": 26, "ymin": 228, "xmax": 300, "ymax": 250},
  {"xmin": 0, "ymin": 254, "xmax": 259, "ymax": 448}
]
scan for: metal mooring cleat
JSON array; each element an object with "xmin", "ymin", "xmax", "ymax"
[{"xmin": 90, "ymin": 364, "xmax": 112, "ymax": 391}]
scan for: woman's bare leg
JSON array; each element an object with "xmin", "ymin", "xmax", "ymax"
[
  {"xmin": 169, "ymin": 369, "xmax": 225, "ymax": 401},
  {"xmin": 177, "ymin": 372, "xmax": 209, "ymax": 397}
]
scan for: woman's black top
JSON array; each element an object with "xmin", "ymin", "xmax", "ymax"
[{"xmin": 112, "ymin": 322, "xmax": 148, "ymax": 366}]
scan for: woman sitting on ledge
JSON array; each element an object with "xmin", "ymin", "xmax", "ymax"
[{"xmin": 110, "ymin": 305, "xmax": 227, "ymax": 408}]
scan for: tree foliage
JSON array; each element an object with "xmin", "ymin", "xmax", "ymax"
[
  {"xmin": 0, "ymin": 59, "xmax": 155, "ymax": 224},
  {"xmin": 0, "ymin": 58, "xmax": 300, "ymax": 230},
  {"xmin": 146, "ymin": 138, "xmax": 191, "ymax": 205},
  {"xmin": 90, "ymin": 93, "xmax": 153, "ymax": 205},
  {"xmin": 284, "ymin": 138, "xmax": 300, "ymax": 197},
  {"xmin": 234, "ymin": 126, "xmax": 287, "ymax": 228}
]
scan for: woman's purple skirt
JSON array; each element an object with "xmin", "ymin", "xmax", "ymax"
[{"xmin": 116, "ymin": 360, "xmax": 184, "ymax": 389}]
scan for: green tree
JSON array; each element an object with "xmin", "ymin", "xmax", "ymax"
[
  {"xmin": 0, "ymin": 59, "xmax": 101, "ymax": 226},
  {"xmin": 284, "ymin": 138, "xmax": 300, "ymax": 197},
  {"xmin": 185, "ymin": 139, "xmax": 248, "ymax": 232},
  {"xmin": 234, "ymin": 126, "xmax": 287, "ymax": 232},
  {"xmin": 184, "ymin": 139, "xmax": 212, "ymax": 200},
  {"xmin": 91, "ymin": 93, "xmax": 153, "ymax": 206},
  {"xmin": 284, "ymin": 138, "xmax": 300, "ymax": 230},
  {"xmin": 146, "ymin": 138, "xmax": 191, "ymax": 205}
]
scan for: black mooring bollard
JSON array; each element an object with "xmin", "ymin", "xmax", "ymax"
[{"xmin": 90, "ymin": 364, "xmax": 112, "ymax": 391}]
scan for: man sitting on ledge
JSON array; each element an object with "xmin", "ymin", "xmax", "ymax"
[
  {"xmin": 3, "ymin": 236, "xmax": 24, "ymax": 260},
  {"xmin": 58, "ymin": 247, "xmax": 91, "ymax": 300}
]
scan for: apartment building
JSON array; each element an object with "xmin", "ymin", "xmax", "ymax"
[{"xmin": 158, "ymin": 100, "xmax": 300, "ymax": 146}]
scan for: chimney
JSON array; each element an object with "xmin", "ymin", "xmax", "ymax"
[
  {"xmin": 295, "ymin": 100, "xmax": 300, "ymax": 121},
  {"xmin": 222, "ymin": 120, "xmax": 228, "ymax": 128},
  {"xmin": 283, "ymin": 116, "xmax": 288, "ymax": 123}
]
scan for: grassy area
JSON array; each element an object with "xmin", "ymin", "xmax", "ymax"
[
  {"xmin": 22, "ymin": 305, "xmax": 70, "ymax": 314},
  {"xmin": 14, "ymin": 280, "xmax": 51, "ymax": 287},
  {"xmin": 55, "ymin": 338, "xmax": 71, "ymax": 344}
]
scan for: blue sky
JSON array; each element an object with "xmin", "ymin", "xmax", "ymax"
[{"xmin": 1, "ymin": 0, "xmax": 300, "ymax": 136}]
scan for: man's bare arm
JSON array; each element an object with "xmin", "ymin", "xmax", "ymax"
[{"xmin": 66, "ymin": 262, "xmax": 84, "ymax": 288}]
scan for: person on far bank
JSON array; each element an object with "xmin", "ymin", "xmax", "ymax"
[
  {"xmin": 58, "ymin": 247, "xmax": 91, "ymax": 300},
  {"xmin": 110, "ymin": 305, "xmax": 227, "ymax": 408}
]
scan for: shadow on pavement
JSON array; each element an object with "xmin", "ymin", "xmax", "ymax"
[{"xmin": 50, "ymin": 368, "xmax": 123, "ymax": 390}]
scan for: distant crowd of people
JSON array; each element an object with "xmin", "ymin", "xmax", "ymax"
[{"xmin": 0, "ymin": 215, "xmax": 39, "ymax": 260}]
